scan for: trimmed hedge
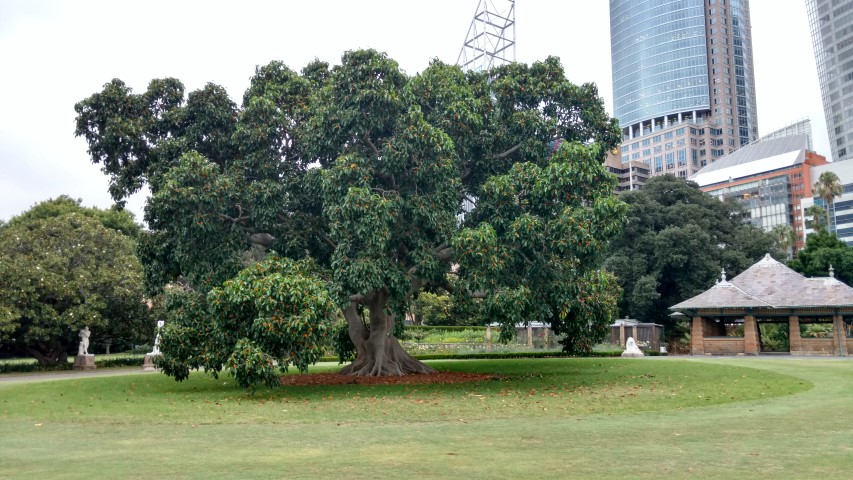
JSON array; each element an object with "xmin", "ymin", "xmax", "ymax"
[
  {"xmin": 0, "ymin": 355, "xmax": 145, "ymax": 374},
  {"xmin": 405, "ymin": 325, "xmax": 488, "ymax": 332},
  {"xmin": 0, "ymin": 362, "xmax": 73, "ymax": 374},
  {"xmin": 1, "ymin": 351, "xmax": 666, "ymax": 374},
  {"xmin": 320, "ymin": 349, "xmax": 666, "ymax": 363}
]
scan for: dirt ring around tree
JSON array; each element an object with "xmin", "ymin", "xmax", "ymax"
[{"xmin": 280, "ymin": 371, "xmax": 499, "ymax": 387}]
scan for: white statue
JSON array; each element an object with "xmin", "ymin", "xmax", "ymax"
[
  {"xmin": 149, "ymin": 320, "xmax": 165, "ymax": 355},
  {"xmin": 621, "ymin": 336, "xmax": 644, "ymax": 358},
  {"xmin": 78, "ymin": 326, "xmax": 91, "ymax": 355}
]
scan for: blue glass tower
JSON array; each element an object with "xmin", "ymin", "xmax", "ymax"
[
  {"xmin": 610, "ymin": 0, "xmax": 759, "ymax": 179},
  {"xmin": 612, "ymin": 0, "xmax": 710, "ymax": 128}
]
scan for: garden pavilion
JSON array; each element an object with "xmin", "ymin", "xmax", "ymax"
[{"xmin": 670, "ymin": 254, "xmax": 853, "ymax": 356}]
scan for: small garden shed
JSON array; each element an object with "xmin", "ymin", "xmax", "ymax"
[
  {"xmin": 609, "ymin": 318, "xmax": 663, "ymax": 352},
  {"xmin": 671, "ymin": 254, "xmax": 853, "ymax": 356}
]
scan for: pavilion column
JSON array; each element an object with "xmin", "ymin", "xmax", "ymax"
[
  {"xmin": 743, "ymin": 315, "xmax": 759, "ymax": 355},
  {"xmin": 834, "ymin": 315, "xmax": 848, "ymax": 356},
  {"xmin": 691, "ymin": 316, "xmax": 705, "ymax": 355},
  {"xmin": 789, "ymin": 316, "xmax": 802, "ymax": 355}
]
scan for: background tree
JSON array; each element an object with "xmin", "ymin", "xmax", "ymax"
[
  {"xmin": 805, "ymin": 204, "xmax": 828, "ymax": 232},
  {"xmin": 75, "ymin": 50, "xmax": 624, "ymax": 383},
  {"xmin": 813, "ymin": 171, "xmax": 842, "ymax": 231},
  {"xmin": 412, "ymin": 292, "xmax": 483, "ymax": 326},
  {"xmin": 771, "ymin": 224, "xmax": 797, "ymax": 259},
  {"xmin": 789, "ymin": 229, "xmax": 853, "ymax": 284},
  {"xmin": 0, "ymin": 198, "xmax": 150, "ymax": 364},
  {"xmin": 603, "ymin": 175, "xmax": 783, "ymax": 337}
]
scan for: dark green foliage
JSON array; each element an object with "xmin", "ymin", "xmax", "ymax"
[
  {"xmin": 331, "ymin": 321, "xmax": 357, "ymax": 364},
  {"xmin": 789, "ymin": 230, "xmax": 853, "ymax": 284},
  {"xmin": 75, "ymin": 49, "xmax": 626, "ymax": 383},
  {"xmin": 156, "ymin": 256, "xmax": 336, "ymax": 390},
  {"xmin": 604, "ymin": 175, "xmax": 784, "ymax": 335},
  {"xmin": 412, "ymin": 292, "xmax": 453, "ymax": 325},
  {"xmin": 455, "ymin": 143, "xmax": 626, "ymax": 353},
  {"xmin": 0, "ymin": 198, "xmax": 149, "ymax": 365}
]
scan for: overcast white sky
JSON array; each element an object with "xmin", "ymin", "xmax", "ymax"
[{"xmin": 0, "ymin": 0, "xmax": 825, "ymax": 223}]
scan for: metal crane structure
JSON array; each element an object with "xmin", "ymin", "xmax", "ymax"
[{"xmin": 457, "ymin": 0, "xmax": 516, "ymax": 72}]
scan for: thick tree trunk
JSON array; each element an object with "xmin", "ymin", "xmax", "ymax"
[
  {"xmin": 339, "ymin": 289, "xmax": 436, "ymax": 376},
  {"xmin": 28, "ymin": 342, "xmax": 69, "ymax": 366}
]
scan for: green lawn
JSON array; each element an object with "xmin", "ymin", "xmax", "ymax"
[{"xmin": 0, "ymin": 357, "xmax": 850, "ymax": 479}]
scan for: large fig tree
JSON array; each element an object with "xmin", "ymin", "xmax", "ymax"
[{"xmin": 75, "ymin": 49, "xmax": 625, "ymax": 383}]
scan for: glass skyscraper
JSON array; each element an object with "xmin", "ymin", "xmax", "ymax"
[
  {"xmin": 807, "ymin": 0, "xmax": 853, "ymax": 162},
  {"xmin": 610, "ymin": 0, "xmax": 759, "ymax": 183}
]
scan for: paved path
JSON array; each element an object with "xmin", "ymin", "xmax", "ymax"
[{"xmin": 0, "ymin": 367, "xmax": 156, "ymax": 385}]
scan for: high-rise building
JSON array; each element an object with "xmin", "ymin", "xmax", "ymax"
[
  {"xmin": 806, "ymin": 0, "xmax": 853, "ymax": 162},
  {"xmin": 609, "ymin": 0, "xmax": 759, "ymax": 180}
]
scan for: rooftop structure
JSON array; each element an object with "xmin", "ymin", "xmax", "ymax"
[
  {"xmin": 759, "ymin": 119, "xmax": 813, "ymax": 152},
  {"xmin": 457, "ymin": 0, "xmax": 516, "ymax": 72}
]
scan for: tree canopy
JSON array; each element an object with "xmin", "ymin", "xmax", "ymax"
[
  {"xmin": 0, "ymin": 198, "xmax": 149, "ymax": 364},
  {"xmin": 75, "ymin": 50, "xmax": 625, "ymax": 386},
  {"xmin": 789, "ymin": 230, "xmax": 853, "ymax": 285},
  {"xmin": 603, "ymin": 175, "xmax": 783, "ymax": 335}
]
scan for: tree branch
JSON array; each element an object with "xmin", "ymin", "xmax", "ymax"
[
  {"xmin": 220, "ymin": 214, "xmax": 250, "ymax": 225},
  {"xmin": 221, "ymin": 204, "xmax": 250, "ymax": 225},
  {"xmin": 494, "ymin": 143, "xmax": 522, "ymax": 160},
  {"xmin": 436, "ymin": 247, "xmax": 453, "ymax": 262},
  {"xmin": 248, "ymin": 232, "xmax": 276, "ymax": 249},
  {"xmin": 363, "ymin": 134, "xmax": 380, "ymax": 158},
  {"xmin": 319, "ymin": 232, "xmax": 337, "ymax": 249}
]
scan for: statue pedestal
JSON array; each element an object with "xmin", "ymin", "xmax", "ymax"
[
  {"xmin": 73, "ymin": 354, "xmax": 96, "ymax": 370},
  {"xmin": 142, "ymin": 354, "xmax": 159, "ymax": 372}
]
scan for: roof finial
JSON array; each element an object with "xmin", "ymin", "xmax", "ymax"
[
  {"xmin": 721, "ymin": 268, "xmax": 727, "ymax": 282},
  {"xmin": 829, "ymin": 264, "xmax": 835, "ymax": 278}
]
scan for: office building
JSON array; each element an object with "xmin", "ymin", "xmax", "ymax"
[
  {"xmin": 807, "ymin": 0, "xmax": 853, "ymax": 162},
  {"xmin": 691, "ymin": 135, "xmax": 828, "ymax": 250},
  {"xmin": 604, "ymin": 149, "xmax": 651, "ymax": 193},
  {"xmin": 801, "ymin": 160, "xmax": 853, "ymax": 245},
  {"xmin": 610, "ymin": 0, "xmax": 759, "ymax": 180}
]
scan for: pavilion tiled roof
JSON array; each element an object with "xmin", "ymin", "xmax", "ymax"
[{"xmin": 671, "ymin": 254, "xmax": 853, "ymax": 310}]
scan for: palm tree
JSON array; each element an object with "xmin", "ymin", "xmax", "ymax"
[
  {"xmin": 771, "ymin": 224, "xmax": 797, "ymax": 259},
  {"xmin": 813, "ymin": 171, "xmax": 842, "ymax": 233},
  {"xmin": 805, "ymin": 205, "xmax": 827, "ymax": 232}
]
